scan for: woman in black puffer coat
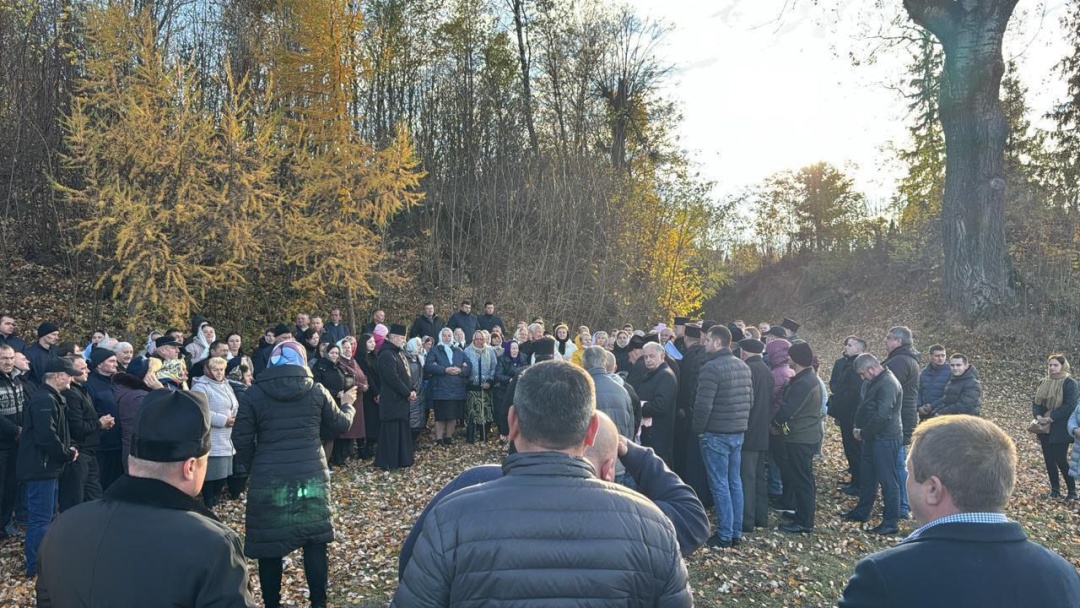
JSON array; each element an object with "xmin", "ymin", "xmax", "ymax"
[{"xmin": 233, "ymin": 341, "xmax": 356, "ymax": 608}]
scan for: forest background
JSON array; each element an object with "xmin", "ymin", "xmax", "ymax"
[{"xmin": 0, "ymin": 0, "xmax": 1078, "ymax": 343}]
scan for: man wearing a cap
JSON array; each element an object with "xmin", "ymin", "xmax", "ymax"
[
  {"xmin": 672, "ymin": 316, "xmax": 689, "ymax": 354},
  {"xmin": 36, "ymin": 389, "xmax": 256, "ymax": 606},
  {"xmin": 375, "ymin": 324, "xmax": 416, "ymax": 471},
  {"xmin": 25, "ymin": 322, "xmax": 60, "ymax": 385},
  {"xmin": 738, "ymin": 337, "xmax": 774, "ymax": 533},
  {"xmin": 773, "ymin": 341, "xmax": 823, "ymax": 534},
  {"xmin": 17, "ymin": 356, "xmax": 78, "ymax": 577},
  {"xmin": 59, "ymin": 355, "xmax": 113, "ymax": 511}
]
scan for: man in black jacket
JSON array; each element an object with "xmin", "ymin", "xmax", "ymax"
[
  {"xmin": 883, "ymin": 325, "xmax": 919, "ymax": 518},
  {"xmin": 58, "ymin": 355, "xmax": 114, "ymax": 512},
  {"xmin": 829, "ymin": 336, "xmax": 867, "ymax": 495},
  {"xmin": 843, "ymin": 354, "xmax": 903, "ymax": 535},
  {"xmin": 477, "ymin": 302, "xmax": 505, "ymax": 334},
  {"xmin": 839, "ymin": 416, "xmax": 1080, "ymax": 607},
  {"xmin": 17, "ymin": 357, "xmax": 78, "ymax": 577},
  {"xmin": 0, "ymin": 314, "xmax": 26, "ymax": 353},
  {"xmin": 36, "ymin": 389, "xmax": 256, "ymax": 607},
  {"xmin": 374, "ymin": 325, "xmax": 415, "ymax": 471},
  {"xmin": 775, "ymin": 342, "xmax": 823, "ymax": 534},
  {"xmin": 394, "ymin": 360, "xmax": 691, "ymax": 607},
  {"xmin": 920, "ymin": 354, "xmax": 982, "ymax": 418},
  {"xmin": 408, "ymin": 302, "xmax": 443, "ymax": 341},
  {"xmin": 738, "ymin": 338, "xmax": 774, "ymax": 533},
  {"xmin": 446, "ymin": 300, "xmax": 479, "ymax": 342},
  {"xmin": 85, "ymin": 349, "xmax": 123, "ymax": 491},
  {"xmin": 25, "ymin": 322, "xmax": 60, "ymax": 385},
  {"xmin": 693, "ymin": 325, "xmax": 753, "ymax": 548}
]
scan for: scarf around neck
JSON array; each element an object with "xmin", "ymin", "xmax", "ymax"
[{"xmin": 1035, "ymin": 360, "xmax": 1071, "ymax": 412}]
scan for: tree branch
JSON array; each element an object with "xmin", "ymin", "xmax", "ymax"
[{"xmin": 903, "ymin": 0, "xmax": 958, "ymax": 42}]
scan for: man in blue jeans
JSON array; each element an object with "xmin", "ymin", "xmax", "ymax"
[
  {"xmin": 693, "ymin": 325, "xmax": 753, "ymax": 548},
  {"xmin": 843, "ymin": 354, "xmax": 903, "ymax": 535},
  {"xmin": 16, "ymin": 357, "xmax": 78, "ymax": 577}
]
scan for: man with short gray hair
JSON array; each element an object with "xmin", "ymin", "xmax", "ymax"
[
  {"xmin": 394, "ymin": 360, "xmax": 691, "ymax": 607},
  {"xmin": 583, "ymin": 346, "xmax": 634, "ymax": 484},
  {"xmin": 632, "ymin": 342, "xmax": 678, "ymax": 468}
]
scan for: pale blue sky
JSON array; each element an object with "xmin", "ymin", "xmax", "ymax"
[{"xmin": 626, "ymin": 1, "xmax": 1071, "ymax": 203}]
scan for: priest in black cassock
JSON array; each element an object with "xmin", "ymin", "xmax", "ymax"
[{"xmin": 374, "ymin": 324, "xmax": 415, "ymax": 471}]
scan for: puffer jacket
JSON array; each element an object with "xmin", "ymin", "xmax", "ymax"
[
  {"xmin": 392, "ymin": 451, "xmax": 691, "ymax": 608},
  {"xmin": 766, "ymin": 340, "xmax": 795, "ymax": 417},
  {"xmin": 931, "ymin": 365, "xmax": 982, "ymax": 416},
  {"xmin": 884, "ymin": 345, "xmax": 920, "ymax": 444},
  {"xmin": 424, "ymin": 344, "xmax": 471, "ymax": 401},
  {"xmin": 855, "ymin": 368, "xmax": 903, "ymax": 441},
  {"xmin": 233, "ymin": 364, "xmax": 353, "ymax": 558},
  {"xmin": 919, "ymin": 362, "xmax": 950, "ymax": 406},
  {"xmin": 692, "ymin": 349, "xmax": 752, "ymax": 435},
  {"xmin": 190, "ymin": 376, "xmax": 239, "ymax": 458}
]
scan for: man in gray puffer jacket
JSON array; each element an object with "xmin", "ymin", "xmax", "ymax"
[
  {"xmin": 393, "ymin": 360, "xmax": 691, "ymax": 608},
  {"xmin": 692, "ymin": 325, "xmax": 753, "ymax": 548}
]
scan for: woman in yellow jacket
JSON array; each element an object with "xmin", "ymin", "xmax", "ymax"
[{"xmin": 569, "ymin": 329, "xmax": 592, "ymax": 367}]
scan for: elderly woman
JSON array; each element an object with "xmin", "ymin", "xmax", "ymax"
[
  {"xmin": 593, "ymin": 331, "xmax": 609, "ymax": 350},
  {"xmin": 426, "ymin": 327, "xmax": 471, "ymax": 446},
  {"xmin": 463, "ymin": 330, "xmax": 498, "ymax": 443},
  {"xmin": 315, "ymin": 341, "xmax": 364, "ymax": 466},
  {"xmin": 186, "ymin": 322, "xmax": 216, "ymax": 364},
  {"xmin": 233, "ymin": 341, "xmax": 356, "ymax": 608},
  {"xmin": 493, "ymin": 340, "xmax": 527, "ymax": 441},
  {"xmin": 190, "ymin": 356, "xmax": 238, "ymax": 508},
  {"xmin": 404, "ymin": 338, "xmax": 427, "ymax": 442},
  {"xmin": 1032, "ymin": 354, "xmax": 1078, "ymax": 500}
]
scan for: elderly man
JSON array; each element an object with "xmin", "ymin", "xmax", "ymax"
[
  {"xmin": 394, "ymin": 361, "xmax": 692, "ymax": 606},
  {"xmin": 59, "ymin": 354, "xmax": 114, "ymax": 511},
  {"xmin": 838, "ymin": 416, "xmax": 1080, "ymax": 607},
  {"xmin": 374, "ymin": 324, "xmax": 415, "ymax": 471},
  {"xmin": 37, "ymin": 389, "xmax": 255, "ymax": 606},
  {"xmin": 774, "ymin": 342, "xmax": 823, "ymax": 534},
  {"xmin": 0, "ymin": 344, "xmax": 26, "ymax": 538},
  {"xmin": 631, "ymin": 342, "xmax": 679, "ymax": 469},
  {"xmin": 843, "ymin": 354, "xmax": 903, "ymax": 535},
  {"xmin": 17, "ymin": 357, "xmax": 79, "ymax": 576},
  {"xmin": 582, "ymin": 347, "xmax": 634, "ymax": 484}
]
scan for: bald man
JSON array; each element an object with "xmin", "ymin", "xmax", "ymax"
[{"xmin": 398, "ymin": 412, "xmax": 708, "ymax": 579}]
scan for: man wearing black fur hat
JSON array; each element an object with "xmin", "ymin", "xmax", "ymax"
[{"xmin": 36, "ymin": 389, "xmax": 255, "ymax": 606}]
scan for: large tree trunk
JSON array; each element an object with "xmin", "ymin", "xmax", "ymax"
[{"xmin": 904, "ymin": 0, "xmax": 1018, "ymax": 320}]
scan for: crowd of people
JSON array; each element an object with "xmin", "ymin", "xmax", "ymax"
[{"xmin": 0, "ymin": 302, "xmax": 1078, "ymax": 606}]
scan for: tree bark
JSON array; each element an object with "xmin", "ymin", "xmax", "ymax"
[
  {"xmin": 510, "ymin": 0, "xmax": 539, "ymax": 155},
  {"xmin": 904, "ymin": 0, "xmax": 1018, "ymax": 320}
]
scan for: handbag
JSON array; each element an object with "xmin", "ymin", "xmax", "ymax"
[{"xmin": 1027, "ymin": 418, "xmax": 1051, "ymax": 434}]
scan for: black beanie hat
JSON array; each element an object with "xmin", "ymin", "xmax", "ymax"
[
  {"xmin": 37, "ymin": 322, "xmax": 59, "ymax": 338},
  {"xmin": 89, "ymin": 347, "xmax": 117, "ymax": 369},
  {"xmin": 131, "ymin": 390, "xmax": 211, "ymax": 463},
  {"xmin": 789, "ymin": 342, "xmax": 814, "ymax": 367}
]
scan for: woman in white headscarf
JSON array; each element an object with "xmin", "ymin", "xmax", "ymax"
[{"xmin": 185, "ymin": 322, "xmax": 216, "ymax": 363}]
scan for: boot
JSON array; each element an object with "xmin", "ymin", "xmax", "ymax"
[{"xmin": 466, "ymin": 422, "xmax": 477, "ymax": 444}]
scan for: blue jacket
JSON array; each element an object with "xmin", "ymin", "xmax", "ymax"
[
  {"xmin": 424, "ymin": 344, "xmax": 471, "ymax": 401},
  {"xmin": 839, "ymin": 521, "xmax": 1080, "ymax": 608},
  {"xmin": 85, "ymin": 371, "xmax": 122, "ymax": 451},
  {"xmin": 446, "ymin": 311, "xmax": 479, "ymax": 342},
  {"xmin": 918, "ymin": 362, "xmax": 950, "ymax": 406}
]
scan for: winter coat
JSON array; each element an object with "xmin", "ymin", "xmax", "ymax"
[
  {"xmin": 321, "ymin": 322, "xmax": 350, "ymax": 346},
  {"xmin": 232, "ymin": 364, "xmax": 354, "ymax": 558},
  {"xmin": 392, "ymin": 451, "xmax": 691, "ymax": 608},
  {"xmin": 251, "ymin": 343, "xmax": 273, "ymax": 378},
  {"xmin": 930, "ymin": 365, "xmax": 982, "ymax": 416},
  {"xmin": 743, "ymin": 354, "xmax": 775, "ymax": 452},
  {"xmin": 114, "ymin": 373, "xmax": 152, "ymax": 471},
  {"xmin": 463, "ymin": 345, "xmax": 497, "ymax": 387},
  {"xmin": 554, "ymin": 339, "xmax": 577, "ymax": 362},
  {"xmin": 766, "ymin": 340, "xmax": 795, "ymax": 417},
  {"xmin": 446, "ymin": 311, "xmax": 479, "ymax": 342},
  {"xmin": 919, "ymin": 362, "xmax": 951, "ymax": 407},
  {"xmin": 377, "ymin": 342, "xmax": 413, "ymax": 421},
  {"xmin": 612, "ymin": 344, "xmax": 633, "ymax": 377},
  {"xmin": 311, "ymin": 357, "xmax": 354, "ymax": 402},
  {"xmin": 827, "ymin": 355, "xmax": 862, "ymax": 425},
  {"xmin": 85, "ymin": 371, "xmax": 121, "ymax": 452},
  {"xmin": 1034, "ymin": 376, "xmax": 1079, "ymax": 445},
  {"xmin": 16, "ymin": 384, "xmax": 73, "ymax": 481},
  {"xmin": 190, "ymin": 376, "xmax": 240, "ymax": 458},
  {"xmin": 1067, "ymin": 404, "xmax": 1080, "ymax": 479},
  {"xmin": 775, "ymin": 367, "xmax": 824, "ymax": 445},
  {"xmin": 25, "ymin": 341, "xmax": 57, "ymax": 385},
  {"xmin": 692, "ymin": 349, "xmax": 753, "ymax": 436},
  {"xmin": 477, "ymin": 313, "xmax": 505, "ymax": 334},
  {"xmin": 0, "ymin": 370, "xmax": 26, "ymax": 450},
  {"xmin": 631, "ymin": 361, "xmax": 678, "ymax": 469},
  {"xmin": 855, "ymin": 368, "xmax": 903, "ymax": 441},
  {"xmin": 36, "ymin": 475, "xmax": 255, "ymax": 608},
  {"xmin": 425, "ymin": 344, "xmax": 471, "ymax": 401},
  {"xmin": 676, "ymin": 344, "xmax": 705, "ymax": 417},
  {"xmin": 0, "ymin": 333, "xmax": 26, "ymax": 353},
  {"xmin": 407, "ymin": 353, "xmax": 426, "ymax": 430},
  {"xmin": 884, "ymin": 345, "xmax": 921, "ymax": 444},
  {"xmin": 408, "ymin": 314, "xmax": 444, "ymax": 341},
  {"xmin": 62, "ymin": 383, "xmax": 101, "ymax": 453}
]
